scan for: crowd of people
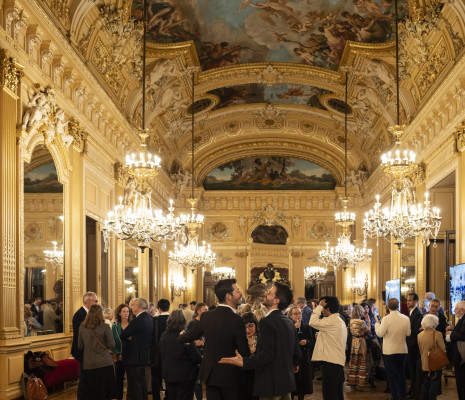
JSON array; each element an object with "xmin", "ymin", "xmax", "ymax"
[
  {"xmin": 70, "ymin": 283, "xmax": 465, "ymax": 400},
  {"xmin": 23, "ymin": 296, "xmax": 64, "ymax": 336}
]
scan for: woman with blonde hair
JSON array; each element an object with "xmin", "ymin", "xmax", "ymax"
[
  {"xmin": 24, "ymin": 304, "xmax": 42, "ymax": 337},
  {"xmin": 253, "ymin": 307, "xmax": 266, "ymax": 322},
  {"xmin": 347, "ymin": 304, "xmax": 370, "ymax": 391},
  {"xmin": 287, "ymin": 305, "xmax": 313, "ymax": 400},
  {"xmin": 78, "ymin": 304, "xmax": 116, "ymax": 400}
]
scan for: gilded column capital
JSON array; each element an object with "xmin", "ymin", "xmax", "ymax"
[
  {"xmin": 456, "ymin": 121, "xmax": 465, "ymax": 152},
  {"xmin": 0, "ymin": 49, "xmax": 23, "ymax": 93},
  {"xmin": 114, "ymin": 161, "xmax": 128, "ymax": 185},
  {"xmin": 68, "ymin": 118, "xmax": 88, "ymax": 153}
]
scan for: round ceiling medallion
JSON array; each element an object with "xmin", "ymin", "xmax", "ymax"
[{"xmin": 186, "ymin": 98, "xmax": 214, "ymax": 114}]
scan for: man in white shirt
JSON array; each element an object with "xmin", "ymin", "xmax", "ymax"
[
  {"xmin": 375, "ymin": 298, "xmax": 411, "ymax": 400},
  {"xmin": 310, "ymin": 296, "xmax": 347, "ymax": 400}
]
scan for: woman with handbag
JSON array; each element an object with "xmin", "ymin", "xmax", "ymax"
[
  {"xmin": 78, "ymin": 304, "xmax": 116, "ymax": 400},
  {"xmin": 112, "ymin": 304, "xmax": 131, "ymax": 400},
  {"xmin": 417, "ymin": 314, "xmax": 448, "ymax": 400}
]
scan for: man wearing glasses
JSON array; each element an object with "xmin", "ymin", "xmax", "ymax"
[{"xmin": 71, "ymin": 291, "xmax": 98, "ymax": 400}]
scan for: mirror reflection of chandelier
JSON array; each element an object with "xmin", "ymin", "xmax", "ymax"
[
  {"xmin": 168, "ymin": 72, "xmax": 216, "ymax": 272},
  {"xmin": 350, "ymin": 273, "xmax": 368, "ymax": 297},
  {"xmin": 212, "ymin": 266, "xmax": 235, "ymax": 280},
  {"xmin": 170, "ymin": 274, "xmax": 187, "ymax": 302},
  {"xmin": 318, "ymin": 72, "xmax": 372, "ymax": 270},
  {"xmin": 102, "ymin": 1, "xmax": 186, "ymax": 252},
  {"xmin": 363, "ymin": 0, "xmax": 441, "ymax": 249},
  {"xmin": 43, "ymin": 241, "xmax": 64, "ymax": 266},
  {"xmin": 304, "ymin": 266, "xmax": 327, "ymax": 287}
]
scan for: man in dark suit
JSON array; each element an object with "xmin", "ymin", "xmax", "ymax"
[
  {"xmin": 151, "ymin": 298, "xmax": 170, "ymax": 400},
  {"xmin": 296, "ymin": 296, "xmax": 312, "ymax": 326},
  {"xmin": 71, "ymin": 291, "xmax": 98, "ymax": 400},
  {"xmin": 407, "ymin": 293, "xmax": 423, "ymax": 399},
  {"xmin": 220, "ymin": 282, "xmax": 301, "ymax": 398},
  {"xmin": 446, "ymin": 300, "xmax": 465, "ymax": 400},
  {"xmin": 179, "ymin": 279, "xmax": 250, "ymax": 400},
  {"xmin": 121, "ymin": 297, "xmax": 153, "ymax": 400}
]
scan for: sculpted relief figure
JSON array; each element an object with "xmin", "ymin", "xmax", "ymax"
[
  {"xmin": 171, "ymin": 169, "xmax": 192, "ymax": 192},
  {"xmin": 56, "ymin": 108, "xmax": 73, "ymax": 148},
  {"xmin": 22, "ymin": 92, "xmax": 48, "ymax": 129},
  {"xmin": 364, "ymin": 59, "xmax": 395, "ymax": 92},
  {"xmin": 347, "ymin": 169, "xmax": 369, "ymax": 193}
]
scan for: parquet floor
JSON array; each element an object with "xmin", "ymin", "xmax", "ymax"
[{"xmin": 47, "ymin": 376, "xmax": 459, "ymax": 400}]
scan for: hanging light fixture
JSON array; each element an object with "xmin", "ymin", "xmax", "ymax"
[
  {"xmin": 363, "ymin": 0, "xmax": 441, "ymax": 249},
  {"xmin": 169, "ymin": 72, "xmax": 216, "ymax": 272},
  {"xmin": 304, "ymin": 266, "xmax": 327, "ymax": 287},
  {"xmin": 350, "ymin": 273, "xmax": 368, "ymax": 297},
  {"xmin": 43, "ymin": 241, "xmax": 64, "ymax": 266},
  {"xmin": 212, "ymin": 266, "xmax": 235, "ymax": 280},
  {"xmin": 318, "ymin": 72, "xmax": 372, "ymax": 270},
  {"xmin": 102, "ymin": 0, "xmax": 186, "ymax": 252}
]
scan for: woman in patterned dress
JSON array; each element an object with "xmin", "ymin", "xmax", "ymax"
[{"xmin": 347, "ymin": 304, "xmax": 370, "ymax": 391}]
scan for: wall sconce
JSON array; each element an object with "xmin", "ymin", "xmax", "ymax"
[
  {"xmin": 350, "ymin": 274, "xmax": 368, "ymax": 297},
  {"xmin": 212, "ymin": 266, "xmax": 235, "ymax": 281},
  {"xmin": 170, "ymin": 276, "xmax": 187, "ymax": 302}
]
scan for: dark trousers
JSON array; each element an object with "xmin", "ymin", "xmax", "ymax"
[
  {"xmin": 151, "ymin": 366, "xmax": 162, "ymax": 400},
  {"xmin": 205, "ymin": 384, "xmax": 242, "ymax": 400},
  {"xmin": 114, "ymin": 360, "xmax": 126, "ymax": 400},
  {"xmin": 408, "ymin": 349, "xmax": 421, "ymax": 398},
  {"xmin": 165, "ymin": 379, "xmax": 196, "ymax": 400},
  {"xmin": 321, "ymin": 361, "xmax": 344, "ymax": 400},
  {"xmin": 419, "ymin": 370, "xmax": 442, "ymax": 400},
  {"xmin": 77, "ymin": 360, "xmax": 86, "ymax": 400},
  {"xmin": 126, "ymin": 365, "xmax": 148, "ymax": 400},
  {"xmin": 455, "ymin": 362, "xmax": 465, "ymax": 400},
  {"xmin": 384, "ymin": 353, "xmax": 407, "ymax": 400}
]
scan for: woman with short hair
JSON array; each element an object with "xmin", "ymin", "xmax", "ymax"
[
  {"xmin": 287, "ymin": 305, "xmax": 313, "ymax": 400},
  {"xmin": 78, "ymin": 304, "xmax": 116, "ymax": 400},
  {"xmin": 160, "ymin": 309, "xmax": 202, "ymax": 399},
  {"xmin": 418, "ymin": 314, "xmax": 446, "ymax": 400}
]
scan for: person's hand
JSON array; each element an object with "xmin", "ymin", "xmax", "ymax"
[
  {"xmin": 219, "ymin": 350, "xmax": 243, "ymax": 367},
  {"xmin": 250, "ymin": 347, "xmax": 256, "ymax": 354},
  {"xmin": 195, "ymin": 340, "xmax": 205, "ymax": 347},
  {"xmin": 295, "ymin": 321, "xmax": 301, "ymax": 329},
  {"xmin": 128, "ymin": 336, "xmax": 133, "ymax": 341},
  {"xmin": 319, "ymin": 299, "xmax": 326, "ymax": 308},
  {"xmin": 293, "ymin": 365, "xmax": 299, "ymax": 373},
  {"xmin": 118, "ymin": 354, "xmax": 123, "ymax": 361},
  {"xmin": 299, "ymin": 339, "xmax": 306, "ymax": 346},
  {"xmin": 180, "ymin": 330, "xmax": 185, "ymax": 335}
]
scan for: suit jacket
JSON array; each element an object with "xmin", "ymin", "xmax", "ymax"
[
  {"xmin": 407, "ymin": 307, "xmax": 423, "ymax": 351},
  {"xmin": 179, "ymin": 305, "xmax": 250, "ymax": 387},
  {"xmin": 71, "ymin": 307, "xmax": 87, "ymax": 361},
  {"xmin": 243, "ymin": 309, "xmax": 301, "ymax": 397},
  {"xmin": 160, "ymin": 330, "xmax": 202, "ymax": 382},
  {"xmin": 150, "ymin": 314, "xmax": 169, "ymax": 367},
  {"xmin": 301, "ymin": 305, "xmax": 312, "ymax": 326},
  {"xmin": 120, "ymin": 311, "xmax": 153, "ymax": 366},
  {"xmin": 450, "ymin": 316, "xmax": 465, "ymax": 367}
]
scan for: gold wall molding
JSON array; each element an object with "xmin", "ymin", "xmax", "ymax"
[{"xmin": 0, "ymin": 49, "xmax": 22, "ymax": 93}]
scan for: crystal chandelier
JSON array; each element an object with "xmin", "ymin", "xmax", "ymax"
[
  {"xmin": 304, "ymin": 266, "xmax": 327, "ymax": 286},
  {"xmin": 170, "ymin": 274, "xmax": 187, "ymax": 302},
  {"xmin": 168, "ymin": 72, "xmax": 216, "ymax": 272},
  {"xmin": 212, "ymin": 266, "xmax": 235, "ymax": 280},
  {"xmin": 43, "ymin": 241, "xmax": 64, "ymax": 266},
  {"xmin": 350, "ymin": 273, "xmax": 368, "ymax": 297},
  {"xmin": 363, "ymin": 0, "xmax": 441, "ymax": 249},
  {"xmin": 318, "ymin": 72, "xmax": 372, "ymax": 270},
  {"xmin": 102, "ymin": 2, "xmax": 186, "ymax": 252}
]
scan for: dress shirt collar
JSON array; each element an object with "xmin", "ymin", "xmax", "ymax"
[
  {"xmin": 135, "ymin": 311, "xmax": 145, "ymax": 318},
  {"xmin": 265, "ymin": 308, "xmax": 279, "ymax": 316},
  {"xmin": 83, "ymin": 305, "xmax": 90, "ymax": 313},
  {"xmin": 409, "ymin": 307, "xmax": 418, "ymax": 316},
  {"xmin": 217, "ymin": 304, "xmax": 237, "ymax": 313},
  {"xmin": 160, "ymin": 312, "xmax": 170, "ymax": 316}
]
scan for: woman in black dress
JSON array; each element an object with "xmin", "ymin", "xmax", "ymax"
[
  {"xmin": 241, "ymin": 312, "xmax": 259, "ymax": 400},
  {"xmin": 288, "ymin": 305, "xmax": 313, "ymax": 400}
]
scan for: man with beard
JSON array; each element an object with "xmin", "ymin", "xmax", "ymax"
[
  {"xmin": 179, "ymin": 279, "xmax": 249, "ymax": 400},
  {"xmin": 220, "ymin": 282, "xmax": 301, "ymax": 399}
]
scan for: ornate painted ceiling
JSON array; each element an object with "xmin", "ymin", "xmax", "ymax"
[{"xmin": 38, "ymin": 0, "xmax": 463, "ymax": 192}]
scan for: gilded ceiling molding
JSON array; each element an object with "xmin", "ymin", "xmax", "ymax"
[
  {"xmin": 456, "ymin": 120, "xmax": 465, "ymax": 152},
  {"xmin": 0, "ymin": 49, "xmax": 23, "ymax": 93}
]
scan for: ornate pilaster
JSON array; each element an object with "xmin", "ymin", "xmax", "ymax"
[{"xmin": 0, "ymin": 50, "xmax": 22, "ymax": 340}]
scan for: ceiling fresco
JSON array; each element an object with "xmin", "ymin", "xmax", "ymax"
[
  {"xmin": 203, "ymin": 156, "xmax": 336, "ymax": 190},
  {"xmin": 132, "ymin": 0, "xmax": 408, "ymax": 71},
  {"xmin": 210, "ymin": 83, "xmax": 330, "ymax": 111}
]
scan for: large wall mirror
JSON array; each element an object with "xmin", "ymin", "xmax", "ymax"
[
  {"xmin": 24, "ymin": 144, "xmax": 64, "ymax": 335},
  {"xmin": 401, "ymin": 238, "xmax": 416, "ymax": 309},
  {"xmin": 125, "ymin": 242, "xmax": 139, "ymax": 303}
]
